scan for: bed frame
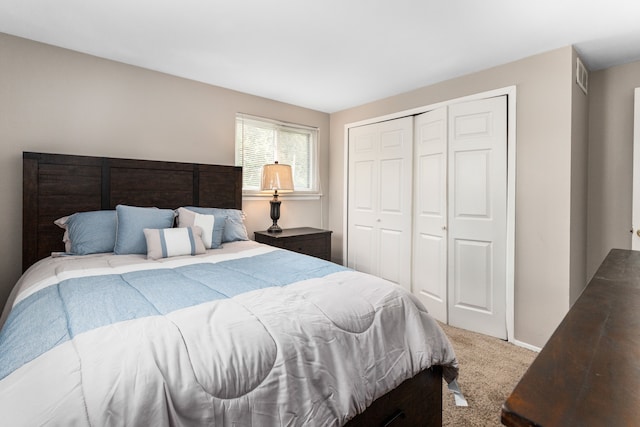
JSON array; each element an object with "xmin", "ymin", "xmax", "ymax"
[
  {"xmin": 22, "ymin": 151, "xmax": 242, "ymax": 272},
  {"xmin": 22, "ymin": 151, "xmax": 444, "ymax": 427}
]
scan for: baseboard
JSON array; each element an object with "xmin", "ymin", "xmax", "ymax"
[{"xmin": 511, "ymin": 339, "xmax": 542, "ymax": 353}]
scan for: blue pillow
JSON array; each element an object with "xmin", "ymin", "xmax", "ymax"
[
  {"xmin": 185, "ymin": 207, "xmax": 248, "ymax": 243},
  {"xmin": 114, "ymin": 205, "xmax": 175, "ymax": 255},
  {"xmin": 54, "ymin": 210, "xmax": 117, "ymax": 255}
]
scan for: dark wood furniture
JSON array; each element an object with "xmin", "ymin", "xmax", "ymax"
[
  {"xmin": 254, "ymin": 227, "xmax": 332, "ymax": 260},
  {"xmin": 22, "ymin": 151, "xmax": 446, "ymax": 427},
  {"xmin": 501, "ymin": 249, "xmax": 640, "ymax": 427},
  {"xmin": 344, "ymin": 366, "xmax": 442, "ymax": 427},
  {"xmin": 22, "ymin": 151, "xmax": 241, "ymax": 272}
]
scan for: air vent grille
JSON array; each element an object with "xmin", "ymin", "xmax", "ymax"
[{"xmin": 576, "ymin": 57, "xmax": 588, "ymax": 95}]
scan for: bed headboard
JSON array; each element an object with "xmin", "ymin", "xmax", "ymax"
[{"xmin": 23, "ymin": 152, "xmax": 242, "ymax": 271}]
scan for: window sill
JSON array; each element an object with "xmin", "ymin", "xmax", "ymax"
[{"xmin": 242, "ymin": 192, "xmax": 322, "ymax": 201}]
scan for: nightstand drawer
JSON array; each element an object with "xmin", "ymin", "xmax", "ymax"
[
  {"xmin": 254, "ymin": 228, "xmax": 332, "ymax": 261},
  {"xmin": 280, "ymin": 236, "xmax": 328, "ymax": 258}
]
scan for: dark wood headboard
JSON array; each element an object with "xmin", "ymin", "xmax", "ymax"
[{"xmin": 23, "ymin": 152, "xmax": 242, "ymax": 271}]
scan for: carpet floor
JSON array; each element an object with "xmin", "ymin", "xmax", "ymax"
[{"xmin": 440, "ymin": 323, "xmax": 538, "ymax": 426}]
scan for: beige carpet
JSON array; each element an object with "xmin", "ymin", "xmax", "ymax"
[{"xmin": 439, "ymin": 323, "xmax": 537, "ymax": 426}]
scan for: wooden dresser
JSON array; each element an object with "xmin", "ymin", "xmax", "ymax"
[
  {"xmin": 254, "ymin": 227, "xmax": 332, "ymax": 261},
  {"xmin": 501, "ymin": 249, "xmax": 640, "ymax": 427}
]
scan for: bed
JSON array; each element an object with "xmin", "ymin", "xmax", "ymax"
[{"xmin": 0, "ymin": 152, "xmax": 458, "ymax": 426}]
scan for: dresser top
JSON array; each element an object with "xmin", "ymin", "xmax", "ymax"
[
  {"xmin": 254, "ymin": 227, "xmax": 332, "ymax": 239},
  {"xmin": 502, "ymin": 249, "xmax": 640, "ymax": 426}
]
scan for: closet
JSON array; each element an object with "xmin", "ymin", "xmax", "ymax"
[{"xmin": 347, "ymin": 96, "xmax": 507, "ymax": 339}]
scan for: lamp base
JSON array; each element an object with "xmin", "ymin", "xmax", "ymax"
[
  {"xmin": 267, "ymin": 224, "xmax": 283, "ymax": 233},
  {"xmin": 268, "ymin": 198, "xmax": 283, "ymax": 233}
]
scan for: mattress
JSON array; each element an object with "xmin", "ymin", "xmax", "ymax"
[{"xmin": 0, "ymin": 240, "xmax": 458, "ymax": 426}]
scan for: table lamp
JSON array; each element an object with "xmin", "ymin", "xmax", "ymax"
[{"xmin": 261, "ymin": 161, "xmax": 294, "ymax": 233}]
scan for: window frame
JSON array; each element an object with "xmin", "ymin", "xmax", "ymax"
[{"xmin": 235, "ymin": 113, "xmax": 321, "ymax": 199}]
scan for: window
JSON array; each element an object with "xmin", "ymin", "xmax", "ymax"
[{"xmin": 235, "ymin": 114, "xmax": 319, "ymax": 195}]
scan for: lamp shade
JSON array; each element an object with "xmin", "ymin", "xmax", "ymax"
[{"xmin": 261, "ymin": 162, "xmax": 294, "ymax": 192}]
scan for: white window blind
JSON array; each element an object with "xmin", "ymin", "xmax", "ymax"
[{"xmin": 235, "ymin": 114, "xmax": 319, "ymax": 194}]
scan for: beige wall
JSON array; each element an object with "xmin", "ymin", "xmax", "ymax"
[
  {"xmin": 0, "ymin": 33, "xmax": 330, "ymax": 309},
  {"xmin": 329, "ymin": 47, "xmax": 579, "ymax": 348},
  {"xmin": 586, "ymin": 60, "xmax": 640, "ymax": 279},
  {"xmin": 569, "ymin": 50, "xmax": 590, "ymax": 304}
]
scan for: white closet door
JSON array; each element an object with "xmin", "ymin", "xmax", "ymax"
[
  {"xmin": 632, "ymin": 87, "xmax": 640, "ymax": 249},
  {"xmin": 347, "ymin": 117, "xmax": 413, "ymax": 289},
  {"xmin": 448, "ymin": 96, "xmax": 507, "ymax": 339},
  {"xmin": 412, "ymin": 107, "xmax": 448, "ymax": 322}
]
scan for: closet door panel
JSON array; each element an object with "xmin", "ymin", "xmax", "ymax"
[
  {"xmin": 348, "ymin": 117, "xmax": 413, "ymax": 289},
  {"xmin": 412, "ymin": 107, "xmax": 448, "ymax": 322},
  {"xmin": 353, "ymin": 160, "xmax": 375, "ymax": 212},
  {"xmin": 349, "ymin": 224, "xmax": 375, "ymax": 274},
  {"xmin": 379, "ymin": 228, "xmax": 403, "ymax": 283},
  {"xmin": 454, "ymin": 149, "xmax": 491, "ymax": 219},
  {"xmin": 452, "ymin": 239, "xmax": 493, "ymax": 312},
  {"xmin": 348, "ymin": 126, "xmax": 378, "ymax": 273},
  {"xmin": 414, "ymin": 233, "xmax": 445, "ymax": 300},
  {"xmin": 448, "ymin": 96, "xmax": 507, "ymax": 339},
  {"xmin": 418, "ymin": 154, "xmax": 445, "ymax": 215},
  {"xmin": 379, "ymin": 117, "xmax": 413, "ymax": 289},
  {"xmin": 379, "ymin": 158, "xmax": 404, "ymax": 213},
  {"xmin": 379, "ymin": 156, "xmax": 407, "ymax": 284}
]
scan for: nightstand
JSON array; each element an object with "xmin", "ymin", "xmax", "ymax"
[{"xmin": 254, "ymin": 227, "xmax": 332, "ymax": 261}]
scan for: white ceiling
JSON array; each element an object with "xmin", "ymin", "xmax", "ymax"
[{"xmin": 2, "ymin": 0, "xmax": 640, "ymax": 113}]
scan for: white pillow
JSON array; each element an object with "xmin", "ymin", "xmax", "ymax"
[
  {"xmin": 184, "ymin": 207, "xmax": 248, "ymax": 243},
  {"xmin": 176, "ymin": 207, "xmax": 222, "ymax": 249},
  {"xmin": 143, "ymin": 227, "xmax": 206, "ymax": 260}
]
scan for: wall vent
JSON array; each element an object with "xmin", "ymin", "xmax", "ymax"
[{"xmin": 576, "ymin": 57, "xmax": 589, "ymax": 95}]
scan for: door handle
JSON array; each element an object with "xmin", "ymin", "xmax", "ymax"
[{"xmin": 382, "ymin": 410, "xmax": 406, "ymax": 427}]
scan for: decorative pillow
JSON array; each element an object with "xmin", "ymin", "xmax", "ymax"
[
  {"xmin": 185, "ymin": 207, "xmax": 249, "ymax": 243},
  {"xmin": 114, "ymin": 205, "xmax": 176, "ymax": 255},
  {"xmin": 176, "ymin": 207, "xmax": 224, "ymax": 249},
  {"xmin": 53, "ymin": 217, "xmax": 73, "ymax": 253},
  {"xmin": 143, "ymin": 227, "xmax": 206, "ymax": 260},
  {"xmin": 54, "ymin": 210, "xmax": 117, "ymax": 255}
]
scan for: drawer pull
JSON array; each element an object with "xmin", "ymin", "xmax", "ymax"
[{"xmin": 382, "ymin": 410, "xmax": 405, "ymax": 427}]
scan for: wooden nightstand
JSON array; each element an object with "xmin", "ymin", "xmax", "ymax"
[{"xmin": 254, "ymin": 227, "xmax": 332, "ymax": 261}]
